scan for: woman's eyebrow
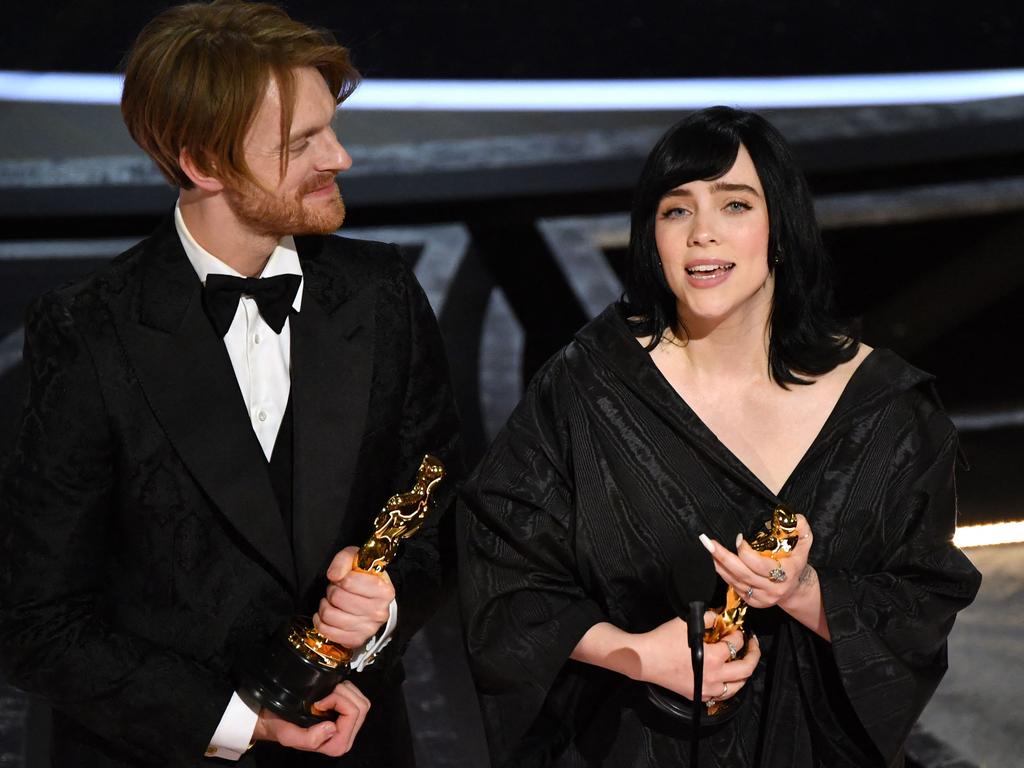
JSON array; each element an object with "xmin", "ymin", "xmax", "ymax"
[
  {"xmin": 662, "ymin": 182, "xmax": 762, "ymax": 199},
  {"xmin": 708, "ymin": 181, "xmax": 761, "ymax": 196}
]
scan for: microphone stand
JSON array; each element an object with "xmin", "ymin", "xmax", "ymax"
[{"xmin": 687, "ymin": 601, "xmax": 704, "ymax": 767}]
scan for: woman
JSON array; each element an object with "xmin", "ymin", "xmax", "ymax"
[{"xmin": 458, "ymin": 106, "xmax": 981, "ymax": 767}]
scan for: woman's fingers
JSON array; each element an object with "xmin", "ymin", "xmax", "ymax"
[
  {"xmin": 704, "ymin": 527, "xmax": 815, "ymax": 608},
  {"xmin": 704, "ymin": 634, "xmax": 761, "ymax": 700},
  {"xmin": 735, "ymin": 538, "xmax": 807, "ymax": 581},
  {"xmin": 710, "ymin": 556, "xmax": 772, "ymax": 602},
  {"xmin": 701, "ymin": 674, "xmax": 750, "ymax": 702},
  {"xmin": 704, "ymin": 535, "xmax": 771, "ymax": 584},
  {"xmin": 706, "ymin": 627, "xmax": 747, "ymax": 663}
]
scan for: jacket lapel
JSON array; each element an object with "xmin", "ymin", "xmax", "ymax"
[
  {"xmin": 290, "ymin": 236, "xmax": 376, "ymax": 593},
  {"xmin": 114, "ymin": 222, "xmax": 297, "ymax": 592}
]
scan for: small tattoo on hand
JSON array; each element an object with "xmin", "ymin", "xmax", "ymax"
[{"xmin": 799, "ymin": 565, "xmax": 815, "ymax": 587}]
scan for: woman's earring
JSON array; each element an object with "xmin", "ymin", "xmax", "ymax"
[{"xmin": 773, "ymin": 247, "xmax": 784, "ymax": 266}]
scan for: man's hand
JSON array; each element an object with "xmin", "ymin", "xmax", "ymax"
[
  {"xmin": 313, "ymin": 546, "xmax": 395, "ymax": 648},
  {"xmin": 253, "ymin": 680, "xmax": 370, "ymax": 757}
]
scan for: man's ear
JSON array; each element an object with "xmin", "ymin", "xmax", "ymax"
[{"xmin": 178, "ymin": 148, "xmax": 225, "ymax": 192}]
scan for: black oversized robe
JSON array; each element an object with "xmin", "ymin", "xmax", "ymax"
[{"xmin": 459, "ymin": 304, "xmax": 981, "ymax": 768}]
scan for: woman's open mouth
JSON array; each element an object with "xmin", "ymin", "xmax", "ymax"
[{"xmin": 685, "ymin": 263, "xmax": 735, "ymax": 280}]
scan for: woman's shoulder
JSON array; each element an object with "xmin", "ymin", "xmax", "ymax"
[
  {"xmin": 845, "ymin": 346, "xmax": 955, "ymax": 444},
  {"xmin": 809, "ymin": 342, "xmax": 873, "ymax": 390},
  {"xmin": 513, "ymin": 308, "xmax": 638, "ymax": 421}
]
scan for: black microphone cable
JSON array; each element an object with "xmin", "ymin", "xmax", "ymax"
[{"xmin": 687, "ymin": 600, "xmax": 705, "ymax": 767}]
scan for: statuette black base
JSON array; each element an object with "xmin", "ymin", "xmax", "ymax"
[{"xmin": 235, "ymin": 619, "xmax": 344, "ymax": 727}]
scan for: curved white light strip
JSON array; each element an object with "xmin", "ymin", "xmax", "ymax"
[
  {"xmin": 954, "ymin": 521, "xmax": 1024, "ymax": 548},
  {"xmin": 2, "ymin": 69, "xmax": 1024, "ymax": 110}
]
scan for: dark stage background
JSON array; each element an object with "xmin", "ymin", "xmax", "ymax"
[
  {"xmin": 3, "ymin": 1, "xmax": 1023, "ymax": 77},
  {"xmin": 2, "ymin": 2, "xmax": 1023, "ymax": 767}
]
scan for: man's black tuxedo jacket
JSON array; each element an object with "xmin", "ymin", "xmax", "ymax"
[{"xmin": 0, "ymin": 219, "xmax": 461, "ymax": 767}]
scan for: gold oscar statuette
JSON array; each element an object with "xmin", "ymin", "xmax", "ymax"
[
  {"xmin": 289, "ymin": 454, "xmax": 445, "ymax": 671},
  {"xmin": 704, "ymin": 503, "xmax": 799, "ymax": 716},
  {"xmin": 236, "ymin": 454, "xmax": 446, "ymax": 726}
]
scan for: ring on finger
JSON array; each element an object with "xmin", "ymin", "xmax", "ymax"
[
  {"xmin": 721, "ymin": 681, "xmax": 729, "ymax": 697},
  {"xmin": 745, "ymin": 585, "xmax": 754, "ymax": 600},
  {"xmin": 768, "ymin": 565, "xmax": 787, "ymax": 583},
  {"xmin": 726, "ymin": 640, "xmax": 738, "ymax": 661}
]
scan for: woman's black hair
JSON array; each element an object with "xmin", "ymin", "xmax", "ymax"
[{"xmin": 622, "ymin": 105, "xmax": 859, "ymax": 387}]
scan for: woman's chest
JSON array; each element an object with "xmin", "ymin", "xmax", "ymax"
[
  {"xmin": 683, "ymin": 382, "xmax": 845, "ymax": 496},
  {"xmin": 566, "ymin": 410, "xmax": 894, "ymax": 617}
]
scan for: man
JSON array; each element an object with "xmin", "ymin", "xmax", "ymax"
[{"xmin": 0, "ymin": 2, "xmax": 459, "ymax": 765}]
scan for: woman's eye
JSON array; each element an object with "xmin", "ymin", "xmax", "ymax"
[
  {"xmin": 725, "ymin": 200, "xmax": 752, "ymax": 212},
  {"xmin": 661, "ymin": 207, "xmax": 689, "ymax": 219}
]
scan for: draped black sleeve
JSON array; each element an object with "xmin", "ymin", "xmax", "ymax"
[
  {"xmin": 814, "ymin": 389, "xmax": 982, "ymax": 763},
  {"xmin": 459, "ymin": 350, "xmax": 606, "ymax": 764}
]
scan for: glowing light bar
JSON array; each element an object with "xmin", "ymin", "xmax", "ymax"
[
  {"xmin": 2, "ymin": 69, "xmax": 1024, "ymax": 110},
  {"xmin": 954, "ymin": 521, "xmax": 1024, "ymax": 549}
]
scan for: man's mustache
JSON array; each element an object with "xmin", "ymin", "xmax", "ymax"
[{"xmin": 300, "ymin": 173, "xmax": 338, "ymax": 194}]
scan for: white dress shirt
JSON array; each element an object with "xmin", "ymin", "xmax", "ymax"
[{"xmin": 173, "ymin": 204, "xmax": 397, "ymax": 760}]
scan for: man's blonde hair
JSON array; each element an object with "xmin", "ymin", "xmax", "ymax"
[{"xmin": 121, "ymin": 0, "xmax": 359, "ymax": 189}]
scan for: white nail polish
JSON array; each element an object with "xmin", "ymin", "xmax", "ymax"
[
  {"xmin": 735, "ymin": 533, "xmax": 744, "ymax": 549},
  {"xmin": 698, "ymin": 533, "xmax": 715, "ymax": 554}
]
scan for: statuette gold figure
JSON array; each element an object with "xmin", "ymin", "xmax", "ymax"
[{"xmin": 704, "ymin": 503, "xmax": 799, "ymax": 715}]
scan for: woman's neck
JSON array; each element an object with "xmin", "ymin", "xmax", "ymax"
[{"xmin": 668, "ymin": 301, "xmax": 773, "ymax": 385}]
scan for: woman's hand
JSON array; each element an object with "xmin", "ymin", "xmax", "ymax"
[
  {"xmin": 700, "ymin": 513, "xmax": 813, "ymax": 610},
  {"xmin": 700, "ymin": 514, "xmax": 830, "ymax": 640},
  {"xmin": 571, "ymin": 616, "xmax": 761, "ymax": 704},
  {"xmin": 635, "ymin": 615, "xmax": 761, "ymax": 703}
]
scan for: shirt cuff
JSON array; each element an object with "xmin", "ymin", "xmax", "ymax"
[
  {"xmin": 205, "ymin": 691, "xmax": 259, "ymax": 761},
  {"xmin": 350, "ymin": 598, "xmax": 398, "ymax": 672}
]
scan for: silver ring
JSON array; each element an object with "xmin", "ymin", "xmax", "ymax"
[
  {"xmin": 745, "ymin": 586, "xmax": 754, "ymax": 600},
  {"xmin": 721, "ymin": 681, "xmax": 729, "ymax": 697},
  {"xmin": 726, "ymin": 640, "xmax": 738, "ymax": 661},
  {"xmin": 768, "ymin": 565, "xmax": 787, "ymax": 583}
]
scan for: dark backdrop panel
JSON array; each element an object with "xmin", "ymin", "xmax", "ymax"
[{"xmin": 3, "ymin": 0, "xmax": 1023, "ymax": 76}]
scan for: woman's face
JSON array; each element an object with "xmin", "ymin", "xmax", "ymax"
[{"xmin": 654, "ymin": 144, "xmax": 772, "ymax": 333}]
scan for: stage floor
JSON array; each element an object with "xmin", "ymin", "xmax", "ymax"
[{"xmin": 914, "ymin": 542, "xmax": 1024, "ymax": 767}]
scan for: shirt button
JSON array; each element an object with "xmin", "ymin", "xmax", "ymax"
[
  {"xmin": 257, "ymin": 410, "xmax": 268, "ymax": 423},
  {"xmin": 253, "ymin": 333, "xmax": 261, "ymax": 345}
]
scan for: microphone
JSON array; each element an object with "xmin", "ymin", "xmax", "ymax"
[
  {"xmin": 671, "ymin": 558, "xmax": 717, "ymax": 759},
  {"xmin": 643, "ymin": 551, "xmax": 717, "ymax": 765}
]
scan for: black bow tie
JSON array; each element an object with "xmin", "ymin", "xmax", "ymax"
[{"xmin": 202, "ymin": 273, "xmax": 302, "ymax": 337}]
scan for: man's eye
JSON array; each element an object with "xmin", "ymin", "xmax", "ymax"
[{"xmin": 290, "ymin": 141, "xmax": 310, "ymax": 153}]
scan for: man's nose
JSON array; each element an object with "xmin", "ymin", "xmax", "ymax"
[{"xmin": 319, "ymin": 130, "xmax": 352, "ymax": 173}]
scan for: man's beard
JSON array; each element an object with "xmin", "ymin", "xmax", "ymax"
[{"xmin": 225, "ymin": 172, "xmax": 346, "ymax": 237}]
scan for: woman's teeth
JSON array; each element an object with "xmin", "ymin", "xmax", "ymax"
[{"xmin": 685, "ymin": 263, "xmax": 735, "ymax": 279}]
